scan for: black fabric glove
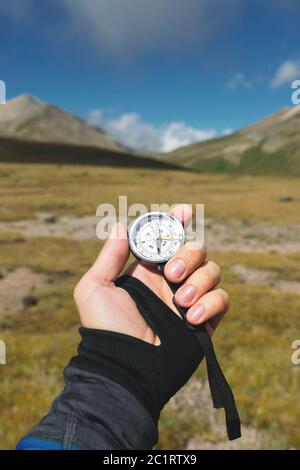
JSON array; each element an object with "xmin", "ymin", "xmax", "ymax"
[
  {"xmin": 70, "ymin": 274, "xmax": 204, "ymax": 423},
  {"xmin": 71, "ymin": 274, "xmax": 241, "ymax": 441}
]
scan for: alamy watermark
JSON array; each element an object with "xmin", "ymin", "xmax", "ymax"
[
  {"xmin": 291, "ymin": 340, "xmax": 300, "ymax": 366},
  {"xmin": 0, "ymin": 340, "xmax": 6, "ymax": 365},
  {"xmin": 95, "ymin": 197, "xmax": 204, "ymax": 249},
  {"xmin": 0, "ymin": 80, "xmax": 6, "ymax": 104},
  {"xmin": 290, "ymin": 84, "xmax": 300, "ymax": 367},
  {"xmin": 291, "ymin": 80, "xmax": 300, "ymax": 105}
]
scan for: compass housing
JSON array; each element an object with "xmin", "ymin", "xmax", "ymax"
[{"xmin": 128, "ymin": 211, "xmax": 185, "ymax": 265}]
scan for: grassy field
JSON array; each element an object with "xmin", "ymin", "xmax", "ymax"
[
  {"xmin": 1, "ymin": 163, "xmax": 300, "ymax": 223},
  {"xmin": 0, "ymin": 162, "xmax": 300, "ymax": 449}
]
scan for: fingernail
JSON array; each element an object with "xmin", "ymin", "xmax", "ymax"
[
  {"xmin": 167, "ymin": 259, "xmax": 186, "ymax": 278},
  {"xmin": 191, "ymin": 305, "xmax": 205, "ymax": 322},
  {"xmin": 178, "ymin": 285, "xmax": 196, "ymax": 303}
]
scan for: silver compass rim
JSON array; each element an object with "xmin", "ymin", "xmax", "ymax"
[{"xmin": 128, "ymin": 211, "xmax": 185, "ymax": 265}]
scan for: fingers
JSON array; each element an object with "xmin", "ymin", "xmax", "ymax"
[
  {"xmin": 87, "ymin": 223, "xmax": 129, "ymax": 283},
  {"xmin": 164, "ymin": 241, "xmax": 207, "ymax": 283},
  {"xmin": 169, "ymin": 204, "xmax": 192, "ymax": 226},
  {"xmin": 174, "ymin": 261, "xmax": 222, "ymax": 307},
  {"xmin": 166, "ymin": 204, "xmax": 228, "ymax": 335},
  {"xmin": 186, "ymin": 288, "xmax": 230, "ymax": 333}
]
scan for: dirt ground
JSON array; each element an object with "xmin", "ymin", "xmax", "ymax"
[
  {"xmin": 0, "ymin": 267, "xmax": 46, "ymax": 314},
  {"xmin": 231, "ymin": 264, "xmax": 300, "ymax": 293},
  {"xmin": 1, "ymin": 211, "xmax": 298, "ymax": 314},
  {"xmin": 0, "ymin": 212, "xmax": 299, "ymax": 253},
  {"xmin": 169, "ymin": 378, "xmax": 271, "ymax": 450}
]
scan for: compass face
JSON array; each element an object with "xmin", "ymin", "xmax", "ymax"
[{"xmin": 128, "ymin": 211, "xmax": 185, "ymax": 264}]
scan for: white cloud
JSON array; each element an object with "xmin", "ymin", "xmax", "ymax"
[
  {"xmin": 160, "ymin": 122, "xmax": 217, "ymax": 152},
  {"xmin": 226, "ymin": 72, "xmax": 264, "ymax": 91},
  {"xmin": 222, "ymin": 128, "xmax": 233, "ymax": 136},
  {"xmin": 226, "ymin": 72, "xmax": 252, "ymax": 90},
  {"xmin": 271, "ymin": 59, "xmax": 300, "ymax": 88},
  {"xmin": 61, "ymin": 0, "xmax": 239, "ymax": 58},
  {"xmin": 88, "ymin": 110, "xmax": 218, "ymax": 152}
]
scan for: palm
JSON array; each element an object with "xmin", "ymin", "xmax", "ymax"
[{"xmin": 75, "ymin": 261, "xmax": 173, "ymax": 346}]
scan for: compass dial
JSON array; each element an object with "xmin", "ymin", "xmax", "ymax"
[{"xmin": 128, "ymin": 211, "xmax": 185, "ymax": 264}]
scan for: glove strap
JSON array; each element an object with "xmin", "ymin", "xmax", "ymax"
[{"xmin": 159, "ymin": 267, "xmax": 241, "ymax": 441}]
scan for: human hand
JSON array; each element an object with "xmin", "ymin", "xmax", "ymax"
[{"xmin": 73, "ymin": 204, "xmax": 229, "ymax": 346}]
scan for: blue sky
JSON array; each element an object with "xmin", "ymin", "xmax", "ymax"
[{"xmin": 1, "ymin": 0, "xmax": 300, "ymax": 151}]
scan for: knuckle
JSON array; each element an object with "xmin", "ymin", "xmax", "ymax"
[
  {"xmin": 184, "ymin": 240, "xmax": 206, "ymax": 255},
  {"xmin": 218, "ymin": 288, "xmax": 230, "ymax": 311},
  {"xmin": 208, "ymin": 261, "xmax": 222, "ymax": 280}
]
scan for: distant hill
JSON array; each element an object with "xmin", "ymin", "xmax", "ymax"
[
  {"xmin": 0, "ymin": 136, "xmax": 180, "ymax": 170},
  {"xmin": 2, "ymin": 94, "xmax": 300, "ymax": 176},
  {"xmin": 157, "ymin": 106, "xmax": 300, "ymax": 176},
  {"xmin": 0, "ymin": 94, "xmax": 125, "ymax": 152}
]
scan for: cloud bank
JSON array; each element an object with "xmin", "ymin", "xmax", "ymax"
[
  {"xmin": 61, "ymin": 0, "xmax": 238, "ymax": 59},
  {"xmin": 88, "ymin": 110, "xmax": 221, "ymax": 152}
]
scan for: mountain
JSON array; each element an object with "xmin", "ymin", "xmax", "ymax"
[
  {"xmin": 0, "ymin": 135, "xmax": 181, "ymax": 170},
  {"xmin": 0, "ymin": 94, "xmax": 181, "ymax": 170},
  {"xmin": 158, "ymin": 106, "xmax": 300, "ymax": 176},
  {"xmin": 0, "ymin": 94, "xmax": 125, "ymax": 152},
  {"xmin": 2, "ymin": 94, "xmax": 299, "ymax": 176}
]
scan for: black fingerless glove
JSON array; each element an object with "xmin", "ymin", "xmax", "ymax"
[
  {"xmin": 70, "ymin": 274, "xmax": 204, "ymax": 422},
  {"xmin": 70, "ymin": 274, "xmax": 240, "ymax": 440}
]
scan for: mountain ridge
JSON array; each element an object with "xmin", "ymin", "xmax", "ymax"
[
  {"xmin": 1, "ymin": 94, "xmax": 300, "ymax": 175},
  {"xmin": 156, "ymin": 105, "xmax": 300, "ymax": 176},
  {"xmin": 0, "ymin": 94, "xmax": 125, "ymax": 152}
]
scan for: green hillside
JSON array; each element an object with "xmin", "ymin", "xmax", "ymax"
[{"xmin": 158, "ymin": 106, "xmax": 300, "ymax": 176}]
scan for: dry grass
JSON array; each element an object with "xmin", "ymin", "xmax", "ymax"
[
  {"xmin": 0, "ymin": 163, "xmax": 300, "ymax": 223},
  {"xmin": 0, "ymin": 162, "xmax": 300, "ymax": 449}
]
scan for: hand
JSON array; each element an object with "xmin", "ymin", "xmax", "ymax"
[{"xmin": 73, "ymin": 204, "xmax": 229, "ymax": 346}]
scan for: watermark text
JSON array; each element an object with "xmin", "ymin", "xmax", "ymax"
[
  {"xmin": 95, "ymin": 197, "xmax": 204, "ymax": 249},
  {"xmin": 0, "ymin": 80, "xmax": 6, "ymax": 104},
  {"xmin": 0, "ymin": 340, "xmax": 6, "ymax": 365}
]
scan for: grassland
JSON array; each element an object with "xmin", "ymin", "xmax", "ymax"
[
  {"xmin": 1, "ymin": 163, "xmax": 300, "ymax": 223},
  {"xmin": 0, "ymin": 162, "xmax": 300, "ymax": 449}
]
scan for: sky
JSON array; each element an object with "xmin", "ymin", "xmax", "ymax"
[{"xmin": 1, "ymin": 0, "xmax": 300, "ymax": 152}]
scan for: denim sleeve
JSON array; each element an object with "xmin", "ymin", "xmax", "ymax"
[{"xmin": 16, "ymin": 365, "xmax": 159, "ymax": 450}]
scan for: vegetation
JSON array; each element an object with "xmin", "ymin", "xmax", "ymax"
[
  {"xmin": 0, "ymin": 162, "xmax": 299, "ymax": 449},
  {"xmin": 0, "ymin": 136, "xmax": 178, "ymax": 172},
  {"xmin": 159, "ymin": 108, "xmax": 300, "ymax": 176},
  {"xmin": 0, "ymin": 163, "xmax": 299, "ymax": 223}
]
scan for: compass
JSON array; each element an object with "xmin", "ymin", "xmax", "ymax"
[{"xmin": 128, "ymin": 211, "xmax": 185, "ymax": 265}]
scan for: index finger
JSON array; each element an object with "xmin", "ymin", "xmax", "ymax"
[{"xmin": 169, "ymin": 204, "xmax": 193, "ymax": 227}]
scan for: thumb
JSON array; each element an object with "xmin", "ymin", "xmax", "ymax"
[{"xmin": 88, "ymin": 223, "xmax": 129, "ymax": 283}]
